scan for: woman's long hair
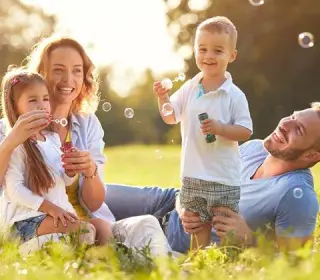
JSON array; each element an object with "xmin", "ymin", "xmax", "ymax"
[
  {"xmin": 25, "ymin": 35, "xmax": 100, "ymax": 114},
  {"xmin": 1, "ymin": 68, "xmax": 55, "ymax": 195}
]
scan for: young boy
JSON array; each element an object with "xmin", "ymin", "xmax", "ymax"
[{"xmin": 153, "ymin": 16, "xmax": 253, "ymax": 249}]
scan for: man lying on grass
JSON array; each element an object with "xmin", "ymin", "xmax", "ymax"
[{"xmin": 105, "ymin": 103, "xmax": 320, "ymax": 253}]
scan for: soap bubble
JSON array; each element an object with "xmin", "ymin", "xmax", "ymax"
[
  {"xmin": 178, "ymin": 73, "xmax": 186, "ymax": 81},
  {"xmin": 60, "ymin": 118, "xmax": 68, "ymax": 127},
  {"xmin": 249, "ymin": 0, "xmax": 264, "ymax": 6},
  {"xmin": 102, "ymin": 102, "xmax": 112, "ymax": 112},
  {"xmin": 298, "ymin": 32, "xmax": 314, "ymax": 48},
  {"xmin": 161, "ymin": 78, "xmax": 173, "ymax": 90},
  {"xmin": 155, "ymin": 149, "xmax": 163, "ymax": 160},
  {"xmin": 124, "ymin": 108, "xmax": 134, "ymax": 118},
  {"xmin": 161, "ymin": 103, "xmax": 174, "ymax": 116},
  {"xmin": 293, "ymin": 187, "xmax": 303, "ymax": 199}
]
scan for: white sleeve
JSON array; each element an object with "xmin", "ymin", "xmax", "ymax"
[
  {"xmin": 231, "ymin": 93, "xmax": 253, "ymax": 133},
  {"xmin": 62, "ymin": 172, "xmax": 78, "ymax": 186},
  {"xmin": 3, "ymin": 146, "xmax": 44, "ymax": 211},
  {"xmin": 169, "ymin": 80, "xmax": 191, "ymax": 124},
  {"xmin": 0, "ymin": 118, "xmax": 6, "ymax": 143}
]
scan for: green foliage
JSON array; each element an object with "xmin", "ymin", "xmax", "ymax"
[{"xmin": 0, "ymin": 0, "xmax": 56, "ymax": 120}]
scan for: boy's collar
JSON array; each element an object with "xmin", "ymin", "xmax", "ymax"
[{"xmin": 196, "ymin": 71, "xmax": 233, "ymax": 94}]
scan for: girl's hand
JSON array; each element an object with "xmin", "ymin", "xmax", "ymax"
[
  {"xmin": 7, "ymin": 110, "xmax": 50, "ymax": 147},
  {"xmin": 62, "ymin": 147, "xmax": 96, "ymax": 178},
  {"xmin": 39, "ymin": 200, "xmax": 78, "ymax": 227},
  {"xmin": 47, "ymin": 204, "xmax": 78, "ymax": 227}
]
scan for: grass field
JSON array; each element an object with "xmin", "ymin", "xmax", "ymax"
[
  {"xmin": 1, "ymin": 145, "xmax": 320, "ymax": 279},
  {"xmin": 105, "ymin": 145, "xmax": 320, "ymax": 189},
  {"xmin": 104, "ymin": 145, "xmax": 181, "ymax": 188}
]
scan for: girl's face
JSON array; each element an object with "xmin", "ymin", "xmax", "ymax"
[
  {"xmin": 15, "ymin": 83, "xmax": 51, "ymax": 116},
  {"xmin": 46, "ymin": 46, "xmax": 84, "ymax": 108}
]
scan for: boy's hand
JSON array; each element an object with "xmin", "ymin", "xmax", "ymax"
[
  {"xmin": 200, "ymin": 118, "xmax": 223, "ymax": 135},
  {"xmin": 153, "ymin": 81, "xmax": 171, "ymax": 100}
]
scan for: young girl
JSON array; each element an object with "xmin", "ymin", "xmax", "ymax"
[{"xmin": 0, "ymin": 69, "xmax": 112, "ymax": 245}]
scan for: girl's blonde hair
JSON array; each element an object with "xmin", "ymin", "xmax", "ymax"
[
  {"xmin": 1, "ymin": 68, "xmax": 55, "ymax": 195},
  {"xmin": 25, "ymin": 35, "xmax": 100, "ymax": 114}
]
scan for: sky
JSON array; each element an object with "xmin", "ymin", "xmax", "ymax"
[{"xmin": 22, "ymin": 0, "xmax": 185, "ymax": 95}]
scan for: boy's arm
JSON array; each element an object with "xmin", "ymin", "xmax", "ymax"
[
  {"xmin": 157, "ymin": 95, "xmax": 176, "ymax": 124},
  {"xmin": 154, "ymin": 80, "xmax": 190, "ymax": 125},
  {"xmin": 219, "ymin": 92, "xmax": 253, "ymax": 141},
  {"xmin": 218, "ymin": 124, "xmax": 252, "ymax": 141}
]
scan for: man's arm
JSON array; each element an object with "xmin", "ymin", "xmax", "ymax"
[{"xmin": 274, "ymin": 186, "xmax": 319, "ymax": 252}]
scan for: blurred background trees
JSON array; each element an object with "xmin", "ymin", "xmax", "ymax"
[{"xmin": 1, "ymin": 0, "xmax": 319, "ymax": 146}]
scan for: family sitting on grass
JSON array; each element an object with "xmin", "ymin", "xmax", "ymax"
[{"xmin": 0, "ymin": 16, "xmax": 319, "ymax": 258}]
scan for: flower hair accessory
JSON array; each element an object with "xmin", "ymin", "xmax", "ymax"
[{"xmin": 12, "ymin": 77, "xmax": 19, "ymax": 85}]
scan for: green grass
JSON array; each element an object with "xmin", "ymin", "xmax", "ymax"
[
  {"xmin": 1, "ymin": 145, "xmax": 320, "ymax": 279},
  {"xmin": 104, "ymin": 145, "xmax": 181, "ymax": 188},
  {"xmin": 105, "ymin": 145, "xmax": 320, "ymax": 189}
]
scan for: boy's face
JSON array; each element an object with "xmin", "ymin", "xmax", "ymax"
[{"xmin": 194, "ymin": 30, "xmax": 237, "ymax": 78}]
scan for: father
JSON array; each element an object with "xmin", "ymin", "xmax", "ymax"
[{"xmin": 105, "ymin": 103, "xmax": 320, "ymax": 253}]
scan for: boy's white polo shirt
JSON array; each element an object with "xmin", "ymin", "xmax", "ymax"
[{"xmin": 170, "ymin": 72, "xmax": 252, "ymax": 186}]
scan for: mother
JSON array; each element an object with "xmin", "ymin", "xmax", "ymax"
[{"xmin": 0, "ymin": 35, "xmax": 171, "ymax": 255}]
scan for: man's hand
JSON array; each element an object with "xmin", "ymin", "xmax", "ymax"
[
  {"xmin": 212, "ymin": 207, "xmax": 254, "ymax": 245},
  {"xmin": 180, "ymin": 208, "xmax": 208, "ymax": 233}
]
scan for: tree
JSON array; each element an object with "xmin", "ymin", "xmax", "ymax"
[{"xmin": 0, "ymin": 0, "xmax": 56, "ymax": 77}]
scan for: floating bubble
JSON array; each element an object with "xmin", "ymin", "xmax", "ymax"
[
  {"xmin": 293, "ymin": 187, "xmax": 303, "ymax": 199},
  {"xmin": 298, "ymin": 32, "xmax": 314, "ymax": 48},
  {"xmin": 249, "ymin": 0, "xmax": 264, "ymax": 6},
  {"xmin": 71, "ymin": 262, "xmax": 79, "ymax": 269},
  {"xmin": 155, "ymin": 149, "xmax": 163, "ymax": 160},
  {"xmin": 161, "ymin": 103, "xmax": 174, "ymax": 116},
  {"xmin": 60, "ymin": 118, "xmax": 68, "ymax": 127},
  {"xmin": 102, "ymin": 102, "xmax": 112, "ymax": 112},
  {"xmin": 178, "ymin": 73, "xmax": 186, "ymax": 81},
  {"xmin": 161, "ymin": 78, "xmax": 173, "ymax": 90},
  {"xmin": 18, "ymin": 269, "xmax": 28, "ymax": 275},
  {"xmin": 124, "ymin": 108, "xmax": 134, "ymax": 118},
  {"xmin": 161, "ymin": 72, "xmax": 186, "ymax": 89}
]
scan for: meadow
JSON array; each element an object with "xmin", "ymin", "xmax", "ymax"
[{"xmin": 1, "ymin": 145, "xmax": 320, "ymax": 280}]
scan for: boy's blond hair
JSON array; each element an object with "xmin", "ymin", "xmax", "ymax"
[{"xmin": 195, "ymin": 16, "xmax": 238, "ymax": 49}]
